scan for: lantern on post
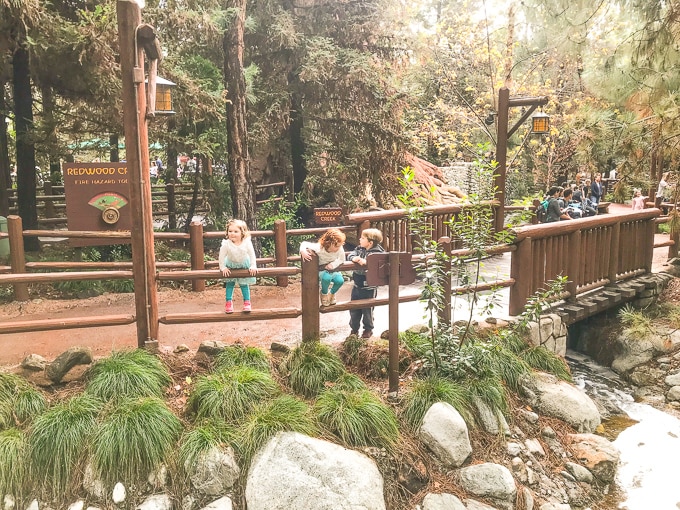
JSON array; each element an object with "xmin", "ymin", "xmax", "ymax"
[
  {"xmin": 531, "ymin": 110, "xmax": 550, "ymax": 135},
  {"xmin": 153, "ymin": 76, "xmax": 176, "ymax": 115}
]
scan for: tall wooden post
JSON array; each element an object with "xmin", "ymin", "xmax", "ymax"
[
  {"xmin": 388, "ymin": 252, "xmax": 400, "ymax": 397},
  {"xmin": 7, "ymin": 215, "xmax": 28, "ymax": 301},
  {"xmin": 274, "ymin": 219, "xmax": 288, "ymax": 287},
  {"xmin": 190, "ymin": 221, "xmax": 205, "ymax": 292},
  {"xmin": 117, "ymin": 0, "xmax": 159, "ymax": 349},
  {"xmin": 301, "ymin": 254, "xmax": 320, "ymax": 342}
]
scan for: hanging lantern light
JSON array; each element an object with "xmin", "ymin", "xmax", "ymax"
[
  {"xmin": 153, "ymin": 76, "xmax": 176, "ymax": 115},
  {"xmin": 531, "ymin": 110, "xmax": 550, "ymax": 134}
]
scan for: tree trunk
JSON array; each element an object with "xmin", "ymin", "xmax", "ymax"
[
  {"xmin": 289, "ymin": 84, "xmax": 307, "ymax": 196},
  {"xmin": 109, "ymin": 134, "xmax": 120, "ymax": 162},
  {"xmin": 0, "ymin": 79, "xmax": 10, "ymax": 217},
  {"xmin": 13, "ymin": 44, "xmax": 39, "ymax": 251},
  {"xmin": 224, "ymin": 0, "xmax": 256, "ymax": 229}
]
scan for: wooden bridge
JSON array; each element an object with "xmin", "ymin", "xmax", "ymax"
[{"xmin": 0, "ymin": 204, "xmax": 674, "ymax": 345}]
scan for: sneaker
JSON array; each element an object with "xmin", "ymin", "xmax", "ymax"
[
  {"xmin": 320, "ymin": 293, "xmax": 331, "ymax": 306},
  {"xmin": 329, "ymin": 293, "xmax": 336, "ymax": 305},
  {"xmin": 350, "ymin": 330, "xmax": 359, "ymax": 336},
  {"xmin": 225, "ymin": 301, "xmax": 233, "ymax": 314},
  {"xmin": 243, "ymin": 300, "xmax": 252, "ymax": 312},
  {"xmin": 361, "ymin": 330, "xmax": 373, "ymax": 339}
]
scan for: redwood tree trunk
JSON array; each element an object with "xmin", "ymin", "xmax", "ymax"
[
  {"xmin": 0, "ymin": 79, "xmax": 10, "ymax": 217},
  {"xmin": 224, "ymin": 0, "xmax": 256, "ymax": 229}
]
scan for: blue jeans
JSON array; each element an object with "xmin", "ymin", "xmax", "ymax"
[{"xmin": 319, "ymin": 270, "xmax": 344, "ymax": 294}]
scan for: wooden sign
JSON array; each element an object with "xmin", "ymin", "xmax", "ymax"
[
  {"xmin": 63, "ymin": 162, "xmax": 133, "ymax": 247},
  {"xmin": 313, "ymin": 207, "xmax": 343, "ymax": 225}
]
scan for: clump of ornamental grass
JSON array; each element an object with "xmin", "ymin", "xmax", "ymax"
[
  {"xmin": 0, "ymin": 373, "xmax": 45, "ymax": 428},
  {"xmin": 90, "ymin": 397, "xmax": 182, "ymax": 487},
  {"xmin": 177, "ymin": 420, "xmax": 237, "ymax": 480},
  {"xmin": 29, "ymin": 394, "xmax": 103, "ymax": 499},
  {"xmin": 281, "ymin": 342, "xmax": 345, "ymax": 398},
  {"xmin": 520, "ymin": 346, "xmax": 572, "ymax": 382},
  {"xmin": 332, "ymin": 372, "xmax": 368, "ymax": 391},
  {"xmin": 618, "ymin": 304, "xmax": 654, "ymax": 340},
  {"xmin": 314, "ymin": 387, "xmax": 399, "ymax": 450},
  {"xmin": 401, "ymin": 376, "xmax": 472, "ymax": 429},
  {"xmin": 238, "ymin": 395, "xmax": 317, "ymax": 463},
  {"xmin": 0, "ymin": 428, "xmax": 28, "ymax": 500},
  {"xmin": 188, "ymin": 366, "xmax": 278, "ymax": 422},
  {"xmin": 85, "ymin": 349, "xmax": 171, "ymax": 402},
  {"xmin": 399, "ymin": 330, "xmax": 431, "ymax": 357},
  {"xmin": 14, "ymin": 387, "xmax": 47, "ymax": 426},
  {"xmin": 483, "ymin": 344, "xmax": 532, "ymax": 393},
  {"xmin": 214, "ymin": 345, "xmax": 270, "ymax": 372},
  {"xmin": 466, "ymin": 376, "xmax": 509, "ymax": 416},
  {"xmin": 340, "ymin": 335, "xmax": 366, "ymax": 364}
]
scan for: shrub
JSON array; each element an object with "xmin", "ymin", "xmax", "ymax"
[
  {"xmin": 0, "ymin": 428, "xmax": 28, "ymax": 500},
  {"xmin": 29, "ymin": 394, "xmax": 102, "ymax": 498},
  {"xmin": 401, "ymin": 376, "xmax": 472, "ymax": 429},
  {"xmin": 90, "ymin": 397, "xmax": 182, "ymax": 486},
  {"xmin": 188, "ymin": 366, "xmax": 278, "ymax": 422},
  {"xmin": 314, "ymin": 387, "xmax": 399, "ymax": 450},
  {"xmin": 238, "ymin": 395, "xmax": 317, "ymax": 463},
  {"xmin": 214, "ymin": 345, "xmax": 270, "ymax": 372},
  {"xmin": 281, "ymin": 342, "xmax": 345, "ymax": 398},
  {"xmin": 85, "ymin": 349, "xmax": 172, "ymax": 402}
]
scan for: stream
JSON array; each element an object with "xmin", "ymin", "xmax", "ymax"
[{"xmin": 566, "ymin": 351, "xmax": 680, "ymax": 510}]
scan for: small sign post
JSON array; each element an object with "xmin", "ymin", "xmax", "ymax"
[
  {"xmin": 313, "ymin": 207, "xmax": 343, "ymax": 226},
  {"xmin": 366, "ymin": 252, "xmax": 416, "ymax": 397}
]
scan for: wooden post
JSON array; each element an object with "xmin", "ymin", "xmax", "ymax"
[
  {"xmin": 388, "ymin": 252, "xmax": 401, "ymax": 397},
  {"xmin": 566, "ymin": 230, "xmax": 580, "ymax": 300},
  {"xmin": 644, "ymin": 217, "xmax": 655, "ymax": 273},
  {"xmin": 494, "ymin": 87, "xmax": 510, "ymax": 233},
  {"xmin": 190, "ymin": 221, "xmax": 205, "ymax": 292},
  {"xmin": 669, "ymin": 228, "xmax": 679, "ymax": 260},
  {"xmin": 274, "ymin": 219, "xmax": 288, "ymax": 287},
  {"xmin": 7, "ymin": 215, "xmax": 28, "ymax": 301},
  {"xmin": 608, "ymin": 222, "xmax": 620, "ymax": 284},
  {"xmin": 43, "ymin": 182, "xmax": 55, "ymax": 218},
  {"xmin": 437, "ymin": 237, "xmax": 451, "ymax": 327},
  {"xmin": 117, "ymin": 0, "xmax": 159, "ymax": 349},
  {"xmin": 166, "ymin": 182, "xmax": 176, "ymax": 230},
  {"xmin": 301, "ymin": 253, "xmax": 320, "ymax": 342},
  {"xmin": 509, "ymin": 237, "xmax": 532, "ymax": 316}
]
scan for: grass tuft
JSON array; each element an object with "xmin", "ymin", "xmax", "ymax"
[
  {"xmin": 85, "ymin": 349, "xmax": 172, "ymax": 402},
  {"xmin": 467, "ymin": 376, "xmax": 509, "ymax": 416},
  {"xmin": 618, "ymin": 304, "xmax": 653, "ymax": 339},
  {"xmin": 399, "ymin": 330, "xmax": 431, "ymax": 357},
  {"xmin": 340, "ymin": 335, "xmax": 366, "ymax": 364},
  {"xmin": 214, "ymin": 345, "xmax": 270, "ymax": 372},
  {"xmin": 14, "ymin": 387, "xmax": 47, "ymax": 426},
  {"xmin": 0, "ymin": 428, "xmax": 28, "ymax": 500},
  {"xmin": 238, "ymin": 395, "xmax": 317, "ymax": 463},
  {"xmin": 520, "ymin": 346, "xmax": 572, "ymax": 381},
  {"xmin": 401, "ymin": 376, "xmax": 472, "ymax": 429},
  {"xmin": 0, "ymin": 373, "xmax": 44, "ymax": 429},
  {"xmin": 91, "ymin": 397, "xmax": 182, "ymax": 486},
  {"xmin": 178, "ymin": 420, "xmax": 237, "ymax": 477},
  {"xmin": 188, "ymin": 366, "xmax": 278, "ymax": 422},
  {"xmin": 333, "ymin": 372, "xmax": 368, "ymax": 391},
  {"xmin": 281, "ymin": 342, "xmax": 345, "ymax": 397},
  {"xmin": 314, "ymin": 387, "xmax": 399, "ymax": 450},
  {"xmin": 29, "ymin": 394, "xmax": 102, "ymax": 498}
]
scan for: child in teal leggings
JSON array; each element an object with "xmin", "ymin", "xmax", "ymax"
[
  {"xmin": 219, "ymin": 219, "xmax": 257, "ymax": 313},
  {"xmin": 300, "ymin": 228, "xmax": 346, "ymax": 306}
]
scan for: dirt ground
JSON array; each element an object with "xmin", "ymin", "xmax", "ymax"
[{"xmin": 0, "ymin": 202, "xmax": 675, "ymax": 368}]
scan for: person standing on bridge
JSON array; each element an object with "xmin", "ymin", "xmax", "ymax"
[
  {"xmin": 300, "ymin": 228, "xmax": 346, "ymax": 307},
  {"xmin": 220, "ymin": 219, "xmax": 257, "ymax": 313},
  {"xmin": 655, "ymin": 172, "xmax": 673, "ymax": 208},
  {"xmin": 347, "ymin": 228, "xmax": 384, "ymax": 339}
]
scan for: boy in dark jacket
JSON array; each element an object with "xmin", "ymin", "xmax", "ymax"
[{"xmin": 346, "ymin": 228, "xmax": 384, "ymax": 338}]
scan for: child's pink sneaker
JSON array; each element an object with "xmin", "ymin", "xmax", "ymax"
[
  {"xmin": 243, "ymin": 300, "xmax": 252, "ymax": 312},
  {"xmin": 225, "ymin": 301, "xmax": 233, "ymax": 313}
]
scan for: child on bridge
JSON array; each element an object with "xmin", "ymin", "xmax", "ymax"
[
  {"xmin": 346, "ymin": 228, "xmax": 384, "ymax": 339},
  {"xmin": 300, "ymin": 228, "xmax": 346, "ymax": 306},
  {"xmin": 219, "ymin": 219, "xmax": 257, "ymax": 313}
]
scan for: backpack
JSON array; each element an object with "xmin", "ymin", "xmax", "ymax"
[{"xmin": 536, "ymin": 199, "xmax": 549, "ymax": 223}]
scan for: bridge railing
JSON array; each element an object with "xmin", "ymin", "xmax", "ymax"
[{"xmin": 508, "ymin": 209, "xmax": 661, "ymax": 315}]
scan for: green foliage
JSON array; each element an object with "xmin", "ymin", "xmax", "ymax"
[
  {"xmin": 188, "ymin": 366, "xmax": 278, "ymax": 422},
  {"xmin": 0, "ymin": 373, "xmax": 43, "ymax": 429},
  {"xmin": 399, "ymin": 330, "xmax": 431, "ymax": 357},
  {"xmin": 256, "ymin": 196, "xmax": 309, "ymax": 257},
  {"xmin": 401, "ymin": 376, "xmax": 472, "ymax": 429},
  {"xmin": 314, "ymin": 387, "xmax": 399, "ymax": 449},
  {"xmin": 0, "ymin": 429, "xmax": 28, "ymax": 500},
  {"xmin": 519, "ymin": 347, "xmax": 572, "ymax": 382},
  {"xmin": 618, "ymin": 303, "xmax": 653, "ymax": 339},
  {"xmin": 177, "ymin": 420, "xmax": 237, "ymax": 477},
  {"xmin": 85, "ymin": 350, "xmax": 172, "ymax": 402},
  {"xmin": 29, "ymin": 394, "xmax": 102, "ymax": 498},
  {"xmin": 14, "ymin": 387, "xmax": 47, "ymax": 426},
  {"xmin": 214, "ymin": 345, "xmax": 270, "ymax": 372},
  {"xmin": 90, "ymin": 397, "xmax": 182, "ymax": 487},
  {"xmin": 516, "ymin": 276, "xmax": 569, "ymax": 336},
  {"xmin": 332, "ymin": 372, "xmax": 368, "ymax": 391},
  {"xmin": 238, "ymin": 395, "xmax": 317, "ymax": 463},
  {"xmin": 466, "ymin": 376, "xmax": 509, "ymax": 416},
  {"xmin": 280, "ymin": 342, "xmax": 346, "ymax": 398},
  {"xmin": 340, "ymin": 335, "xmax": 367, "ymax": 364}
]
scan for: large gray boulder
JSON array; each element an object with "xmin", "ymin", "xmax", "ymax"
[
  {"xmin": 245, "ymin": 432, "xmax": 385, "ymax": 510},
  {"xmin": 458, "ymin": 463, "xmax": 516, "ymax": 506},
  {"xmin": 421, "ymin": 493, "xmax": 466, "ymax": 510},
  {"xmin": 611, "ymin": 334, "xmax": 655, "ymax": 375},
  {"xmin": 520, "ymin": 373, "xmax": 600, "ymax": 433},
  {"xmin": 418, "ymin": 402, "xmax": 472, "ymax": 468},
  {"xmin": 188, "ymin": 446, "xmax": 240, "ymax": 496}
]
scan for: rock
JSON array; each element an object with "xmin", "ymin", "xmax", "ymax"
[
  {"xmin": 664, "ymin": 371, "xmax": 680, "ymax": 387},
  {"xmin": 197, "ymin": 341, "xmax": 228, "ymax": 356},
  {"xmin": 541, "ymin": 426, "xmax": 556, "ymax": 439},
  {"xmin": 112, "ymin": 482, "xmax": 126, "ymax": 503},
  {"xmin": 173, "ymin": 344, "xmax": 190, "ymax": 353},
  {"xmin": 3, "ymin": 495, "xmax": 15, "ymax": 510},
  {"xmin": 458, "ymin": 463, "xmax": 516, "ymax": 503},
  {"xmin": 629, "ymin": 366, "xmax": 664, "ymax": 386},
  {"xmin": 148, "ymin": 464, "xmax": 168, "ymax": 489},
  {"xmin": 539, "ymin": 503, "xmax": 571, "ymax": 510},
  {"xmin": 526, "ymin": 314, "xmax": 567, "ymax": 356},
  {"xmin": 418, "ymin": 402, "xmax": 472, "ymax": 468},
  {"xmin": 188, "ymin": 446, "xmax": 240, "ymax": 496},
  {"xmin": 474, "ymin": 397, "xmax": 510, "ymax": 435},
  {"xmin": 511, "ymin": 457, "xmax": 528, "ymax": 483},
  {"xmin": 407, "ymin": 324, "xmax": 430, "ymax": 334},
  {"xmin": 567, "ymin": 433, "xmax": 620, "ymax": 483},
  {"xmin": 83, "ymin": 463, "xmax": 106, "ymax": 499},
  {"xmin": 464, "ymin": 499, "xmax": 498, "ymax": 510},
  {"xmin": 525, "ymin": 438, "xmax": 546, "ymax": 457},
  {"xmin": 137, "ymin": 495, "xmax": 172, "ymax": 510},
  {"xmin": 519, "ymin": 409, "xmax": 539, "ymax": 424},
  {"xmin": 67, "ymin": 502, "xmax": 84, "ymax": 510},
  {"xmin": 666, "ymin": 386, "xmax": 680, "ymax": 402},
  {"xmin": 520, "ymin": 373, "xmax": 601, "ymax": 433},
  {"xmin": 21, "ymin": 354, "xmax": 47, "ymax": 371},
  {"xmin": 421, "ymin": 493, "xmax": 466, "ymax": 510},
  {"xmin": 25, "ymin": 502, "xmax": 38, "ymax": 510},
  {"xmin": 199, "ymin": 497, "xmax": 233, "ymax": 510},
  {"xmin": 45, "ymin": 347, "xmax": 93, "ymax": 383},
  {"xmin": 245, "ymin": 432, "xmax": 385, "ymax": 510},
  {"xmin": 507, "ymin": 442, "xmax": 522, "ymax": 456},
  {"xmin": 611, "ymin": 334, "xmax": 655, "ymax": 374},
  {"xmin": 519, "ymin": 487, "xmax": 535, "ymax": 510},
  {"xmin": 270, "ymin": 342, "xmax": 290, "ymax": 353}
]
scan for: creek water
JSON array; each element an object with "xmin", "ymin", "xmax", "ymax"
[{"xmin": 567, "ymin": 351, "xmax": 680, "ymax": 510}]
